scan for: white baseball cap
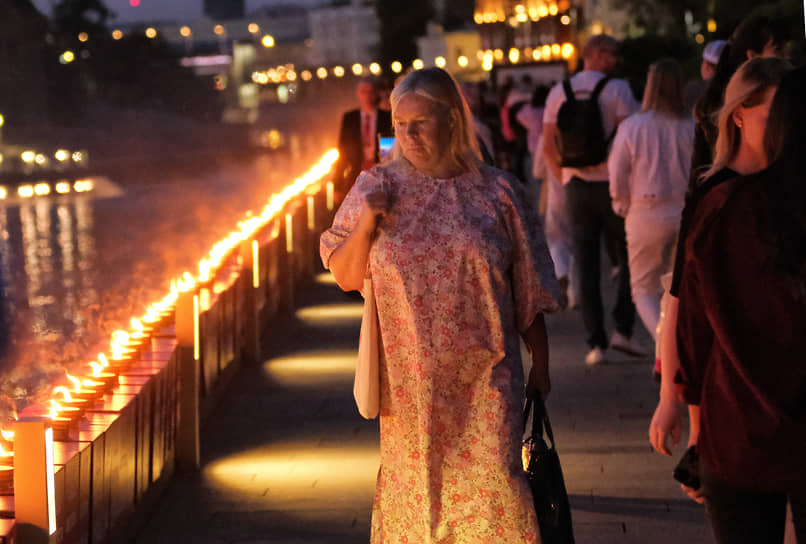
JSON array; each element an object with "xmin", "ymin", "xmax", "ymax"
[{"xmin": 703, "ymin": 40, "xmax": 727, "ymax": 65}]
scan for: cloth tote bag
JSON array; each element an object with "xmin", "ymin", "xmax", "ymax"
[{"xmin": 354, "ymin": 276, "xmax": 380, "ymax": 419}]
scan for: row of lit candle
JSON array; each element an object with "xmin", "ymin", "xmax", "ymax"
[{"xmin": 11, "ymin": 149, "xmax": 340, "ymax": 443}]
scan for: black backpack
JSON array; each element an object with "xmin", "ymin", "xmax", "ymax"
[{"xmin": 555, "ymin": 76, "xmax": 612, "ymax": 168}]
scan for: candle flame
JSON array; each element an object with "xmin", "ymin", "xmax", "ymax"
[
  {"xmin": 49, "ymin": 399, "xmax": 62, "ymax": 419},
  {"xmin": 199, "ymin": 259, "xmax": 211, "ymax": 282},
  {"xmin": 53, "ymin": 386, "xmax": 73, "ymax": 403},
  {"xmin": 82, "ymin": 379, "xmax": 102, "ymax": 387},
  {"xmin": 0, "ymin": 443, "xmax": 12, "ymax": 458},
  {"xmin": 98, "ymin": 353, "xmax": 109, "ymax": 367},
  {"xmin": 89, "ymin": 361, "xmax": 103, "ymax": 377},
  {"xmin": 1, "ymin": 430, "xmax": 13, "ymax": 441},
  {"xmin": 112, "ymin": 330, "xmax": 130, "ymax": 347},
  {"xmin": 65, "ymin": 370, "xmax": 82, "ymax": 393}
]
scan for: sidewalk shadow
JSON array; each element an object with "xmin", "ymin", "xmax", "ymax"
[{"xmin": 569, "ymin": 494, "xmax": 703, "ymax": 523}]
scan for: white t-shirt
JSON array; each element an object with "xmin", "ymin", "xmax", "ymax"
[
  {"xmin": 607, "ymin": 110, "xmax": 695, "ymax": 217},
  {"xmin": 543, "ymin": 70, "xmax": 639, "ymax": 184}
]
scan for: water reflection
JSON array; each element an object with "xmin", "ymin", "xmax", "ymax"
[{"xmin": 13, "ymin": 199, "xmax": 98, "ymax": 342}]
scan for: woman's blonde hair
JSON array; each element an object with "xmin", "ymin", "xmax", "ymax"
[
  {"xmin": 389, "ymin": 67, "xmax": 483, "ymax": 174},
  {"xmin": 642, "ymin": 58, "xmax": 686, "ymax": 117},
  {"xmin": 702, "ymin": 57, "xmax": 790, "ymax": 180}
]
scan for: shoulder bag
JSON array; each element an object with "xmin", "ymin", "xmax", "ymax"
[{"xmin": 523, "ymin": 395, "xmax": 575, "ymax": 543}]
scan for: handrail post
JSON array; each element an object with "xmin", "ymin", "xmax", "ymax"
[
  {"xmin": 176, "ymin": 290, "xmax": 200, "ymax": 470},
  {"xmin": 239, "ymin": 239, "xmax": 261, "ymax": 366},
  {"xmin": 13, "ymin": 418, "xmax": 57, "ymax": 543}
]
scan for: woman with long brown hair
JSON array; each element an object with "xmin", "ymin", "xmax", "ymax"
[{"xmin": 608, "ymin": 58, "xmax": 694, "ymax": 344}]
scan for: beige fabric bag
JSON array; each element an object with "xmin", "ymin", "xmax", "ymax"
[{"xmin": 354, "ymin": 276, "xmax": 380, "ymax": 419}]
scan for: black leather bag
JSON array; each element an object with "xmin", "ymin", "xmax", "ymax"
[{"xmin": 523, "ymin": 397, "xmax": 575, "ymax": 544}]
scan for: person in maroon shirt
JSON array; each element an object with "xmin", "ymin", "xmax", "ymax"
[
  {"xmin": 649, "ymin": 57, "xmax": 790, "ymax": 460},
  {"xmin": 676, "ymin": 66, "xmax": 806, "ymax": 543},
  {"xmin": 649, "ymin": 16, "xmax": 792, "ymax": 457}
]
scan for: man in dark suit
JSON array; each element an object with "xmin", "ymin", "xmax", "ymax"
[{"xmin": 334, "ymin": 78, "xmax": 393, "ymax": 195}]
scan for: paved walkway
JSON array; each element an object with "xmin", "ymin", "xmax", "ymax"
[{"xmin": 135, "ymin": 271, "xmax": 714, "ymax": 543}]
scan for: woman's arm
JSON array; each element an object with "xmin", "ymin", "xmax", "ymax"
[
  {"xmin": 522, "ymin": 313, "xmax": 550, "ymax": 400},
  {"xmin": 607, "ymin": 124, "xmax": 633, "ymax": 217},
  {"xmin": 649, "ymin": 296, "xmax": 685, "ymax": 455},
  {"xmin": 328, "ymin": 188, "xmax": 390, "ymax": 292}
]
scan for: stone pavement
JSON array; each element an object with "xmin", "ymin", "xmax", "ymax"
[{"xmin": 135, "ymin": 270, "xmax": 715, "ymax": 543}]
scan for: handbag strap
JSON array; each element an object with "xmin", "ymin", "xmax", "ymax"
[{"xmin": 523, "ymin": 395, "xmax": 556, "ymax": 448}]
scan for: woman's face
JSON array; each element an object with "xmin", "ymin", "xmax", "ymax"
[
  {"xmin": 393, "ymin": 92, "xmax": 454, "ymax": 176},
  {"xmin": 735, "ymin": 85, "xmax": 778, "ymax": 161}
]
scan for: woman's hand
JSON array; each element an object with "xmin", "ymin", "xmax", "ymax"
[
  {"xmin": 681, "ymin": 483, "xmax": 705, "ymax": 504},
  {"xmin": 328, "ymin": 184, "xmax": 392, "ymax": 292},
  {"xmin": 526, "ymin": 368, "xmax": 551, "ymax": 401},
  {"xmin": 357, "ymin": 187, "xmax": 391, "ymax": 236},
  {"xmin": 648, "ymin": 397, "xmax": 683, "ymax": 456}
]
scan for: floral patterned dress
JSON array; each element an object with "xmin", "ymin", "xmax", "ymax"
[{"xmin": 321, "ymin": 158, "xmax": 562, "ymax": 543}]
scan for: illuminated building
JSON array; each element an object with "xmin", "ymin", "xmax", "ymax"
[
  {"xmin": 308, "ymin": 0, "xmax": 380, "ymax": 66},
  {"xmin": 473, "ymin": 0, "xmax": 578, "ymax": 56}
]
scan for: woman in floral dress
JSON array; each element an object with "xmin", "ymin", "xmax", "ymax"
[{"xmin": 321, "ymin": 67, "xmax": 563, "ymax": 543}]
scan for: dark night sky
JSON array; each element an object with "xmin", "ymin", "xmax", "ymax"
[{"xmin": 31, "ymin": 0, "xmax": 331, "ymax": 23}]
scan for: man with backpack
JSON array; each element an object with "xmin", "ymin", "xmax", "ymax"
[{"xmin": 542, "ymin": 34, "xmax": 643, "ymax": 366}]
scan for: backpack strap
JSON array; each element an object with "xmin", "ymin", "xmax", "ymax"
[
  {"xmin": 591, "ymin": 76, "xmax": 615, "ymax": 144},
  {"xmin": 561, "ymin": 79, "xmax": 575, "ymax": 103},
  {"xmin": 591, "ymin": 76, "xmax": 611, "ymax": 100}
]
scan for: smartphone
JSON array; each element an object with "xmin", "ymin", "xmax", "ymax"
[
  {"xmin": 673, "ymin": 445, "xmax": 700, "ymax": 490},
  {"xmin": 378, "ymin": 135, "xmax": 395, "ymax": 157}
]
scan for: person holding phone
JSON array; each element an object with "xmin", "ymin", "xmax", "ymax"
[
  {"xmin": 676, "ymin": 64, "xmax": 806, "ymax": 543},
  {"xmin": 321, "ymin": 67, "xmax": 563, "ymax": 543}
]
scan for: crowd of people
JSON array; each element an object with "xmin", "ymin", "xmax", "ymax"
[{"xmin": 323, "ymin": 13, "xmax": 805, "ymax": 543}]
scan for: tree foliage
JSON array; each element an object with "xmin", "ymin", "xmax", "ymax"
[
  {"xmin": 51, "ymin": 0, "xmax": 111, "ymax": 35},
  {"xmin": 609, "ymin": 0, "xmax": 709, "ymax": 37},
  {"xmin": 375, "ymin": 0, "xmax": 434, "ymax": 66}
]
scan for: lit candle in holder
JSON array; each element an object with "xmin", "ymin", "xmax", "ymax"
[
  {"xmin": 64, "ymin": 371, "xmax": 103, "ymax": 402},
  {"xmin": 84, "ymin": 361, "xmax": 118, "ymax": 392},
  {"xmin": 48, "ymin": 399, "xmax": 81, "ymax": 423},
  {"xmin": 51, "ymin": 386, "xmax": 90, "ymax": 416},
  {"xmin": 111, "ymin": 330, "xmax": 139, "ymax": 359},
  {"xmin": 18, "ymin": 401, "xmax": 79, "ymax": 441},
  {"xmin": 130, "ymin": 318, "xmax": 155, "ymax": 340}
]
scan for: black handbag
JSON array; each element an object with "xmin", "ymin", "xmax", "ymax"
[{"xmin": 522, "ymin": 396, "xmax": 575, "ymax": 544}]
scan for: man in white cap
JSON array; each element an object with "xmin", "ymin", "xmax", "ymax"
[
  {"xmin": 685, "ymin": 40, "xmax": 727, "ymax": 111},
  {"xmin": 701, "ymin": 39, "xmax": 727, "ymax": 80}
]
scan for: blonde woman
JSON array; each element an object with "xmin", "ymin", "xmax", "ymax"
[
  {"xmin": 321, "ymin": 67, "xmax": 563, "ymax": 543},
  {"xmin": 650, "ymin": 17, "xmax": 792, "ymax": 460},
  {"xmin": 676, "ymin": 65, "xmax": 806, "ymax": 543},
  {"xmin": 608, "ymin": 58, "xmax": 694, "ymax": 343},
  {"xmin": 648, "ymin": 57, "xmax": 790, "ymax": 497}
]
